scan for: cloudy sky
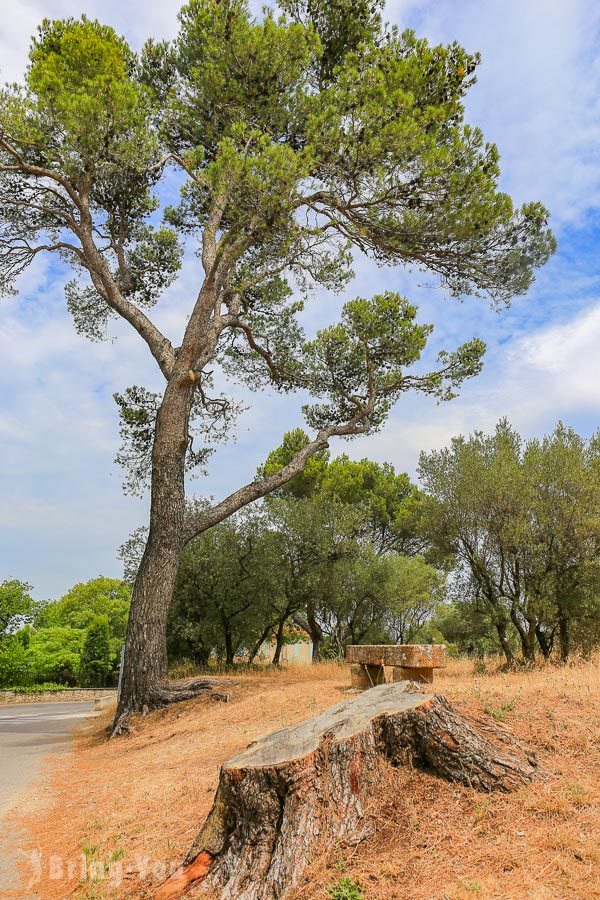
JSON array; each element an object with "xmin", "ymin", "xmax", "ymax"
[{"xmin": 1, "ymin": 0, "xmax": 599, "ymax": 599}]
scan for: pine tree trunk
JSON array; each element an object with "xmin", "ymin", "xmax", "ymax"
[
  {"xmin": 157, "ymin": 684, "xmax": 539, "ymax": 900},
  {"xmin": 113, "ymin": 379, "xmax": 221, "ymax": 732},
  {"xmin": 116, "ymin": 527, "xmax": 181, "ymax": 718}
]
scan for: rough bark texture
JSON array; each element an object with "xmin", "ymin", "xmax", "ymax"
[
  {"xmin": 113, "ymin": 385, "xmax": 353, "ymax": 734},
  {"xmin": 111, "ymin": 369, "xmax": 233, "ymax": 733},
  {"xmin": 113, "ymin": 377, "xmax": 193, "ymax": 732},
  {"xmin": 156, "ymin": 683, "xmax": 539, "ymax": 900}
]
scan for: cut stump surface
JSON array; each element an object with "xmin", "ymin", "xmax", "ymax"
[{"xmin": 156, "ymin": 683, "xmax": 539, "ymax": 900}]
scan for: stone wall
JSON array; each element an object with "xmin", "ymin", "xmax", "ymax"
[{"xmin": 0, "ymin": 688, "xmax": 116, "ymax": 704}]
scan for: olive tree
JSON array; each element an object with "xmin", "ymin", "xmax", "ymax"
[
  {"xmin": 419, "ymin": 421, "xmax": 600, "ymax": 663},
  {"xmin": 0, "ymin": 0, "xmax": 555, "ymax": 730}
]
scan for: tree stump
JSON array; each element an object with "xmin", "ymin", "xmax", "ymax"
[{"xmin": 156, "ymin": 683, "xmax": 539, "ymax": 900}]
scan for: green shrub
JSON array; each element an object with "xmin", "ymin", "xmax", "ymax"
[
  {"xmin": 38, "ymin": 577, "xmax": 130, "ymax": 639},
  {"xmin": 79, "ymin": 617, "xmax": 112, "ymax": 687},
  {"xmin": 327, "ymin": 877, "xmax": 365, "ymax": 900},
  {"xmin": 28, "ymin": 626, "xmax": 83, "ymax": 684},
  {"xmin": 0, "ymin": 637, "xmax": 32, "ymax": 688}
]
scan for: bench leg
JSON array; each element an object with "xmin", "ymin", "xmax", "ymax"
[
  {"xmin": 351, "ymin": 663, "xmax": 385, "ymax": 690},
  {"xmin": 392, "ymin": 665, "xmax": 434, "ymax": 685}
]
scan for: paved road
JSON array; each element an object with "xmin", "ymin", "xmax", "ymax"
[{"xmin": 0, "ymin": 701, "xmax": 95, "ymax": 895}]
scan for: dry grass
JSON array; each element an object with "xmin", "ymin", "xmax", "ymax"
[
  {"xmin": 169, "ymin": 658, "xmax": 346, "ymax": 682},
  {"xmin": 294, "ymin": 654, "xmax": 600, "ymax": 900},
  {"xmin": 10, "ymin": 656, "xmax": 600, "ymax": 899}
]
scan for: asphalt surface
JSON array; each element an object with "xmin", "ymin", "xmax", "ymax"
[{"xmin": 0, "ymin": 701, "xmax": 95, "ymax": 895}]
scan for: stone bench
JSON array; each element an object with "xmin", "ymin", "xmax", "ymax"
[{"xmin": 346, "ymin": 644, "xmax": 446, "ymax": 690}]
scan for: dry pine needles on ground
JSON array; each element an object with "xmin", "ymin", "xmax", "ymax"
[{"xmin": 9, "ymin": 656, "xmax": 600, "ymax": 900}]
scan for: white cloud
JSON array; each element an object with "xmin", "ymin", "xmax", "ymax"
[
  {"xmin": 515, "ymin": 302, "xmax": 600, "ymax": 408},
  {"xmin": 353, "ymin": 300, "xmax": 600, "ymax": 476},
  {"xmin": 387, "ymin": 0, "xmax": 600, "ymax": 227},
  {"xmin": 0, "ymin": 0, "xmax": 179, "ymax": 83}
]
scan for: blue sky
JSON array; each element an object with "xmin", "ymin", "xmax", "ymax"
[{"xmin": 1, "ymin": 0, "xmax": 599, "ymax": 599}]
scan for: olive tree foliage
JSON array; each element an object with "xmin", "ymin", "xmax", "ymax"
[
  {"xmin": 126, "ymin": 494, "xmax": 444, "ymax": 666},
  {"xmin": 0, "ymin": 0, "xmax": 555, "ymax": 720},
  {"xmin": 382, "ymin": 555, "xmax": 446, "ymax": 644},
  {"xmin": 419, "ymin": 421, "xmax": 600, "ymax": 664},
  {"xmin": 168, "ymin": 515, "xmax": 280, "ymax": 667},
  {"xmin": 139, "ymin": 499, "xmax": 372, "ymax": 666},
  {"xmin": 258, "ymin": 431, "xmax": 436, "ymax": 657},
  {"xmin": 419, "ymin": 422, "xmax": 527, "ymax": 664},
  {"xmin": 261, "ymin": 440, "xmax": 448, "ymax": 656},
  {"xmin": 289, "ymin": 525, "xmax": 446, "ymax": 657},
  {"xmin": 521, "ymin": 425, "xmax": 600, "ymax": 659},
  {"xmin": 264, "ymin": 496, "xmax": 369, "ymax": 661}
]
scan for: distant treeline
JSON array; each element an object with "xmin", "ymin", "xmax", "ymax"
[{"xmin": 1, "ymin": 420, "xmax": 598, "ymax": 687}]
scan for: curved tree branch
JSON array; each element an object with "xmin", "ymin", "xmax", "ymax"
[{"xmin": 183, "ymin": 417, "xmax": 370, "ymax": 544}]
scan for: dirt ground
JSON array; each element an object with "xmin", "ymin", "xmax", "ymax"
[{"xmin": 10, "ymin": 657, "xmax": 600, "ymax": 900}]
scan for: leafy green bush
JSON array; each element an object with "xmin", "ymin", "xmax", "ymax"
[
  {"xmin": 79, "ymin": 616, "xmax": 112, "ymax": 687},
  {"xmin": 327, "ymin": 877, "xmax": 365, "ymax": 900},
  {"xmin": 0, "ymin": 577, "xmax": 130, "ymax": 689},
  {"xmin": 0, "ymin": 579, "xmax": 34, "ymax": 638},
  {"xmin": 27, "ymin": 626, "xmax": 83, "ymax": 684},
  {"xmin": 0, "ymin": 637, "xmax": 32, "ymax": 688},
  {"xmin": 37, "ymin": 577, "xmax": 131, "ymax": 639}
]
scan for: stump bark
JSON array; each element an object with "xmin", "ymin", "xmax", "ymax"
[{"xmin": 156, "ymin": 683, "xmax": 538, "ymax": 900}]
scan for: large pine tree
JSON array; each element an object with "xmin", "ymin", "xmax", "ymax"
[{"xmin": 0, "ymin": 0, "xmax": 555, "ymax": 730}]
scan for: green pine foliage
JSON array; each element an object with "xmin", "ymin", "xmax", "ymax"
[{"xmin": 0, "ymin": 2, "xmax": 555, "ymax": 496}]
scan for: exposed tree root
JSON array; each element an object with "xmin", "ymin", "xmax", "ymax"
[
  {"xmin": 111, "ymin": 678, "xmax": 231, "ymax": 737},
  {"xmin": 151, "ymin": 678, "xmax": 231, "ymax": 705},
  {"xmin": 156, "ymin": 683, "xmax": 540, "ymax": 899}
]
